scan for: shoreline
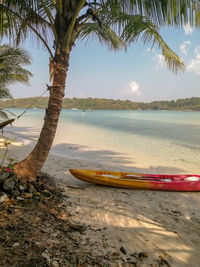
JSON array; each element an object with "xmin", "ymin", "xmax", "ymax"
[
  {"xmin": 2, "ymin": 120, "xmax": 200, "ymax": 175},
  {"xmin": 1, "ymin": 133, "xmax": 200, "ymax": 266}
]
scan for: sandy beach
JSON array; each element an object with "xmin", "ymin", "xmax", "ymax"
[{"xmin": 1, "ymin": 132, "xmax": 199, "ymax": 267}]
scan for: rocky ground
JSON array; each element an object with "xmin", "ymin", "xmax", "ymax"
[{"xmin": 0, "ymin": 169, "xmax": 172, "ymax": 267}]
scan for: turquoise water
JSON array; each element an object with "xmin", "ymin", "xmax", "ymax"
[{"xmin": 5, "ymin": 109, "xmax": 200, "ymax": 173}]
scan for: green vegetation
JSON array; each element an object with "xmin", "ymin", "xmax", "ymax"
[
  {"xmin": 1, "ymin": 96, "xmax": 200, "ymax": 111},
  {"xmin": 0, "ymin": 45, "xmax": 32, "ymax": 119}
]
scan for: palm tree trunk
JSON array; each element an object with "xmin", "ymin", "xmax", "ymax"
[{"xmin": 14, "ymin": 51, "xmax": 70, "ymax": 181}]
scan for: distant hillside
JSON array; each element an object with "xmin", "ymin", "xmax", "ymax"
[{"xmin": 0, "ymin": 97, "xmax": 200, "ymax": 111}]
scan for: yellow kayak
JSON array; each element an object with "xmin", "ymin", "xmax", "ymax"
[{"xmin": 69, "ymin": 169, "xmax": 200, "ymax": 191}]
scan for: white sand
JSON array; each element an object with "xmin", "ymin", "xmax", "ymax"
[{"xmin": 1, "ymin": 134, "xmax": 200, "ymax": 266}]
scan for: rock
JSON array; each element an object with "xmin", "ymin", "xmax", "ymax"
[
  {"xmin": 12, "ymin": 242, "xmax": 20, "ymax": 247},
  {"xmin": 0, "ymin": 193, "xmax": 8, "ymax": 203},
  {"xmin": 3, "ymin": 176, "xmax": 17, "ymax": 193},
  {"xmin": 0, "ymin": 172, "xmax": 10, "ymax": 184},
  {"xmin": 16, "ymin": 196, "xmax": 24, "ymax": 201},
  {"xmin": 18, "ymin": 184, "xmax": 27, "ymax": 191}
]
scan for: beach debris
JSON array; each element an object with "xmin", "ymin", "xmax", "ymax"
[
  {"xmin": 127, "ymin": 260, "xmax": 138, "ymax": 267},
  {"xmin": 67, "ymin": 223, "xmax": 87, "ymax": 233},
  {"xmin": 158, "ymin": 256, "xmax": 172, "ymax": 267},
  {"xmin": 12, "ymin": 242, "xmax": 20, "ymax": 247},
  {"xmin": 138, "ymin": 252, "xmax": 149, "ymax": 259},
  {"xmin": 130, "ymin": 252, "xmax": 149, "ymax": 261},
  {"xmin": 52, "ymin": 260, "xmax": 59, "ymax": 267},
  {"xmin": 28, "ymin": 183, "xmax": 35, "ymax": 193},
  {"xmin": 120, "ymin": 246, "xmax": 127, "ymax": 255},
  {"xmin": 171, "ymin": 210, "xmax": 182, "ymax": 215},
  {"xmin": 18, "ymin": 184, "xmax": 26, "ymax": 191},
  {"xmin": 0, "ymin": 166, "xmax": 59, "ymax": 203},
  {"xmin": 41, "ymin": 250, "xmax": 51, "ymax": 264},
  {"xmin": 16, "ymin": 196, "xmax": 24, "ymax": 201},
  {"xmin": 0, "ymin": 192, "xmax": 7, "ymax": 203},
  {"xmin": 22, "ymin": 192, "xmax": 33, "ymax": 199}
]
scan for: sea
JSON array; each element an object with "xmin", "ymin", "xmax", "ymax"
[{"xmin": 3, "ymin": 109, "xmax": 200, "ymax": 174}]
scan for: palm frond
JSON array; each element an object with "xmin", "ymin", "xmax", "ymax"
[
  {"xmin": 0, "ymin": 87, "xmax": 12, "ymax": 99},
  {"xmin": 0, "ymin": 1, "xmax": 54, "ymax": 55},
  {"xmin": 78, "ymin": 6, "xmax": 185, "ymax": 73},
  {"xmin": 0, "ymin": 44, "xmax": 32, "ymax": 93},
  {"xmin": 120, "ymin": 14, "xmax": 185, "ymax": 73},
  {"xmin": 0, "ymin": 44, "xmax": 31, "ymax": 65},
  {"xmin": 96, "ymin": 0, "xmax": 200, "ymax": 27},
  {"xmin": 78, "ymin": 22, "xmax": 126, "ymax": 51}
]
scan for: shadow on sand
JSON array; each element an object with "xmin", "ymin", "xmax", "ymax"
[{"xmin": 2, "ymin": 126, "xmax": 200, "ymax": 266}]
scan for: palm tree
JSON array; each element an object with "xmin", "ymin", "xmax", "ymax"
[
  {"xmin": 0, "ymin": 0, "xmax": 196, "ymax": 181},
  {"xmin": 0, "ymin": 44, "xmax": 32, "ymax": 119}
]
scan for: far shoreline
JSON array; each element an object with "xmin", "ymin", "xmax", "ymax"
[
  {"xmin": 1, "ymin": 96, "xmax": 200, "ymax": 111},
  {"xmin": 1, "ymin": 107, "xmax": 200, "ymax": 113}
]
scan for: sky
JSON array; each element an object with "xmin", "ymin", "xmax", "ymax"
[{"xmin": 8, "ymin": 23, "xmax": 200, "ymax": 102}]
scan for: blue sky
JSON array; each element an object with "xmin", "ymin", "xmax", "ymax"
[{"xmin": 9, "ymin": 24, "xmax": 200, "ymax": 102}]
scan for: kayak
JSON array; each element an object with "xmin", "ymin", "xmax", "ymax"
[{"xmin": 69, "ymin": 169, "xmax": 200, "ymax": 191}]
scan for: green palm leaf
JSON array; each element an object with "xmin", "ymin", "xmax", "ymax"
[
  {"xmin": 120, "ymin": 14, "xmax": 185, "ymax": 73},
  {"xmin": 0, "ymin": 44, "xmax": 32, "ymax": 120},
  {"xmin": 96, "ymin": 0, "xmax": 200, "ymax": 27},
  {"xmin": 0, "ymin": 44, "xmax": 32, "ymax": 87},
  {"xmin": 0, "ymin": 87, "xmax": 12, "ymax": 98},
  {"xmin": 78, "ymin": 5, "xmax": 185, "ymax": 73},
  {"xmin": 1, "ymin": 1, "xmax": 53, "ymax": 55},
  {"xmin": 78, "ymin": 22, "xmax": 126, "ymax": 50}
]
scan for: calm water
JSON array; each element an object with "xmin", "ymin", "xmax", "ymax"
[{"xmin": 5, "ymin": 109, "xmax": 200, "ymax": 173}]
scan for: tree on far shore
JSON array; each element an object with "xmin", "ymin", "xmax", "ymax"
[{"xmin": 0, "ymin": 0, "xmax": 198, "ymax": 181}]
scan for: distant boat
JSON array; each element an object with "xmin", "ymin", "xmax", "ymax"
[{"xmin": 72, "ymin": 108, "xmax": 78, "ymax": 110}]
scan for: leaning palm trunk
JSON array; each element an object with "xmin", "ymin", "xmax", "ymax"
[{"xmin": 14, "ymin": 51, "xmax": 70, "ymax": 181}]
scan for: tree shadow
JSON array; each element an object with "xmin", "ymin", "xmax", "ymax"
[
  {"xmin": 63, "ymin": 182, "xmax": 200, "ymax": 266},
  {"xmin": 2, "ymin": 126, "xmax": 200, "ymax": 265}
]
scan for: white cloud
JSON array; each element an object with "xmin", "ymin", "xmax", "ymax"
[
  {"xmin": 180, "ymin": 41, "xmax": 191, "ymax": 56},
  {"xmin": 187, "ymin": 46, "xmax": 200, "ymax": 75},
  {"xmin": 154, "ymin": 53, "xmax": 165, "ymax": 70},
  {"xmin": 120, "ymin": 81, "xmax": 141, "ymax": 99},
  {"xmin": 183, "ymin": 24, "xmax": 193, "ymax": 35}
]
